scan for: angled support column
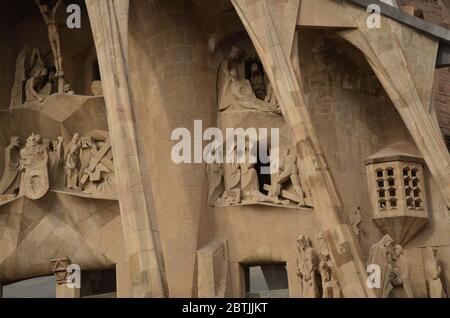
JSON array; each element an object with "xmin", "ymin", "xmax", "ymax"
[
  {"xmin": 231, "ymin": 0, "xmax": 375, "ymax": 298},
  {"xmin": 338, "ymin": 4, "xmax": 450, "ymax": 209},
  {"xmin": 86, "ymin": 0, "xmax": 165, "ymax": 297}
]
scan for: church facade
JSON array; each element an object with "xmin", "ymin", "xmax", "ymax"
[{"xmin": 0, "ymin": 0, "xmax": 449, "ymax": 298}]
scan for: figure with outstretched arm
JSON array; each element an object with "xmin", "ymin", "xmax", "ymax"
[{"xmin": 35, "ymin": 0, "xmax": 64, "ymax": 92}]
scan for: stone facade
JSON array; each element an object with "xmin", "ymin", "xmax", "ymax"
[{"xmin": 0, "ymin": 0, "xmax": 449, "ymax": 298}]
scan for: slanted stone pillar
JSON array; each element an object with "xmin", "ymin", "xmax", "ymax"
[
  {"xmin": 337, "ymin": 3, "xmax": 450, "ymax": 209},
  {"xmin": 86, "ymin": 0, "xmax": 166, "ymax": 297},
  {"xmin": 231, "ymin": 0, "xmax": 375, "ymax": 297},
  {"xmin": 51, "ymin": 257, "xmax": 80, "ymax": 298}
]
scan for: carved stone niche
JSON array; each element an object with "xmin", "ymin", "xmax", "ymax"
[{"xmin": 364, "ymin": 145, "xmax": 428, "ymax": 245}]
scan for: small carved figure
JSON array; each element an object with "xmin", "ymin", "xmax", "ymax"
[
  {"xmin": 218, "ymin": 47, "xmax": 280, "ymax": 114},
  {"xmin": 317, "ymin": 232, "xmax": 341, "ymax": 298},
  {"xmin": 423, "ymin": 247, "xmax": 446, "ymax": 298},
  {"xmin": 367, "ymin": 234, "xmax": 395, "ymax": 298},
  {"xmin": 391, "ymin": 245, "xmax": 414, "ymax": 298},
  {"xmin": 79, "ymin": 137, "xmax": 116, "ymax": 196},
  {"xmin": 206, "ymin": 157, "xmax": 223, "ymax": 206},
  {"xmin": 19, "ymin": 133, "xmax": 50, "ymax": 200},
  {"xmin": 222, "ymin": 145, "xmax": 241, "ymax": 205},
  {"xmin": 9, "ymin": 47, "xmax": 30, "ymax": 107},
  {"xmin": 350, "ymin": 206, "xmax": 363, "ymax": 238},
  {"xmin": 296, "ymin": 235, "xmax": 319, "ymax": 298},
  {"xmin": 36, "ymin": 0, "xmax": 65, "ymax": 92},
  {"xmin": 48, "ymin": 136, "xmax": 64, "ymax": 187},
  {"xmin": 64, "ymin": 133, "xmax": 81, "ymax": 190},
  {"xmin": 268, "ymin": 149, "xmax": 305, "ymax": 206},
  {"xmin": 0, "ymin": 137, "xmax": 21, "ymax": 195},
  {"xmin": 240, "ymin": 144, "xmax": 260, "ymax": 201}
]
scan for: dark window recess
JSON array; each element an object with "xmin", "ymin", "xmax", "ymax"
[
  {"xmin": 93, "ymin": 59, "xmax": 101, "ymax": 81},
  {"xmin": 256, "ymin": 148, "xmax": 271, "ymax": 195},
  {"xmin": 245, "ymin": 264, "xmax": 289, "ymax": 298},
  {"xmin": 80, "ymin": 268, "xmax": 116, "ymax": 298},
  {"xmin": 445, "ymin": 135, "xmax": 450, "ymax": 153}
]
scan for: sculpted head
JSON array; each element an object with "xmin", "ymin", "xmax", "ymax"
[
  {"xmin": 10, "ymin": 136, "xmax": 20, "ymax": 147},
  {"xmin": 229, "ymin": 46, "xmax": 242, "ymax": 60},
  {"xmin": 72, "ymin": 133, "xmax": 80, "ymax": 143},
  {"xmin": 393, "ymin": 245, "xmax": 403, "ymax": 258},
  {"xmin": 297, "ymin": 235, "xmax": 311, "ymax": 250}
]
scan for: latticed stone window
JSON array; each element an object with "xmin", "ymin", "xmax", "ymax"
[{"xmin": 364, "ymin": 145, "xmax": 429, "ymax": 245}]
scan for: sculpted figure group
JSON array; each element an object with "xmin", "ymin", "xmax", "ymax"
[
  {"xmin": 296, "ymin": 234, "xmax": 341, "ymax": 298},
  {"xmin": 207, "ymin": 145, "xmax": 307, "ymax": 208},
  {"xmin": 0, "ymin": 132, "xmax": 116, "ymax": 201},
  {"xmin": 9, "ymin": 0, "xmax": 66, "ymax": 107},
  {"xmin": 218, "ymin": 47, "xmax": 280, "ymax": 114},
  {"xmin": 367, "ymin": 234, "xmax": 417, "ymax": 298}
]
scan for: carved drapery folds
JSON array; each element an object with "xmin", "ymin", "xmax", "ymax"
[{"xmin": 367, "ymin": 234, "xmax": 414, "ymax": 298}]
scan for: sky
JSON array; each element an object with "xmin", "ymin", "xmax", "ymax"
[{"xmin": 3, "ymin": 276, "xmax": 56, "ymax": 298}]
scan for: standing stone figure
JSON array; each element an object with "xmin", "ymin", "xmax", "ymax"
[
  {"xmin": 317, "ymin": 232, "xmax": 341, "ymax": 298},
  {"xmin": 296, "ymin": 235, "xmax": 319, "ymax": 298},
  {"xmin": 391, "ymin": 245, "xmax": 414, "ymax": 298},
  {"xmin": 19, "ymin": 134, "xmax": 50, "ymax": 200},
  {"xmin": 36, "ymin": 0, "xmax": 65, "ymax": 93},
  {"xmin": 9, "ymin": 47, "xmax": 30, "ymax": 107},
  {"xmin": 240, "ymin": 144, "xmax": 260, "ymax": 201},
  {"xmin": 206, "ymin": 161, "xmax": 223, "ymax": 205},
  {"xmin": 367, "ymin": 234, "xmax": 395, "ymax": 298},
  {"xmin": 64, "ymin": 133, "xmax": 81, "ymax": 190},
  {"xmin": 423, "ymin": 247, "xmax": 446, "ymax": 298},
  {"xmin": 0, "ymin": 137, "xmax": 21, "ymax": 195}
]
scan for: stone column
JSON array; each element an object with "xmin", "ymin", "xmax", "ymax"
[
  {"xmin": 231, "ymin": 0, "xmax": 375, "ymax": 297},
  {"xmin": 86, "ymin": 0, "xmax": 166, "ymax": 297}
]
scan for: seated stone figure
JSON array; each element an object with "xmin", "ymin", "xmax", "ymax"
[{"xmin": 218, "ymin": 47, "xmax": 280, "ymax": 114}]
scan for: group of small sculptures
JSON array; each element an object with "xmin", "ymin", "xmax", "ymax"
[
  {"xmin": 10, "ymin": 0, "xmax": 70, "ymax": 107},
  {"xmin": 0, "ymin": 132, "xmax": 116, "ymax": 201},
  {"xmin": 296, "ymin": 233, "xmax": 341, "ymax": 298},
  {"xmin": 218, "ymin": 47, "xmax": 280, "ymax": 114},
  {"xmin": 207, "ymin": 148, "xmax": 308, "ymax": 208},
  {"xmin": 296, "ymin": 233, "xmax": 446, "ymax": 298},
  {"xmin": 367, "ymin": 234, "xmax": 446, "ymax": 298}
]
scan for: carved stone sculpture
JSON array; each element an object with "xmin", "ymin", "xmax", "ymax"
[
  {"xmin": 19, "ymin": 133, "xmax": 50, "ymax": 200},
  {"xmin": 240, "ymin": 145, "xmax": 260, "ymax": 201},
  {"xmin": 391, "ymin": 245, "xmax": 414, "ymax": 298},
  {"xmin": 64, "ymin": 133, "xmax": 81, "ymax": 190},
  {"xmin": 350, "ymin": 206, "xmax": 363, "ymax": 238},
  {"xmin": 296, "ymin": 235, "xmax": 319, "ymax": 298},
  {"xmin": 267, "ymin": 149, "xmax": 306, "ymax": 206},
  {"xmin": 317, "ymin": 232, "xmax": 341, "ymax": 298},
  {"xmin": 367, "ymin": 234, "xmax": 395, "ymax": 298},
  {"xmin": 0, "ymin": 137, "xmax": 21, "ymax": 195},
  {"xmin": 79, "ymin": 137, "xmax": 116, "ymax": 196},
  {"xmin": 9, "ymin": 47, "xmax": 30, "ymax": 107},
  {"xmin": 222, "ymin": 145, "xmax": 241, "ymax": 205},
  {"xmin": 36, "ymin": 0, "xmax": 65, "ymax": 93},
  {"xmin": 423, "ymin": 247, "xmax": 446, "ymax": 298},
  {"xmin": 48, "ymin": 136, "xmax": 65, "ymax": 187},
  {"xmin": 218, "ymin": 47, "xmax": 280, "ymax": 114},
  {"xmin": 206, "ymin": 161, "xmax": 223, "ymax": 205}
]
